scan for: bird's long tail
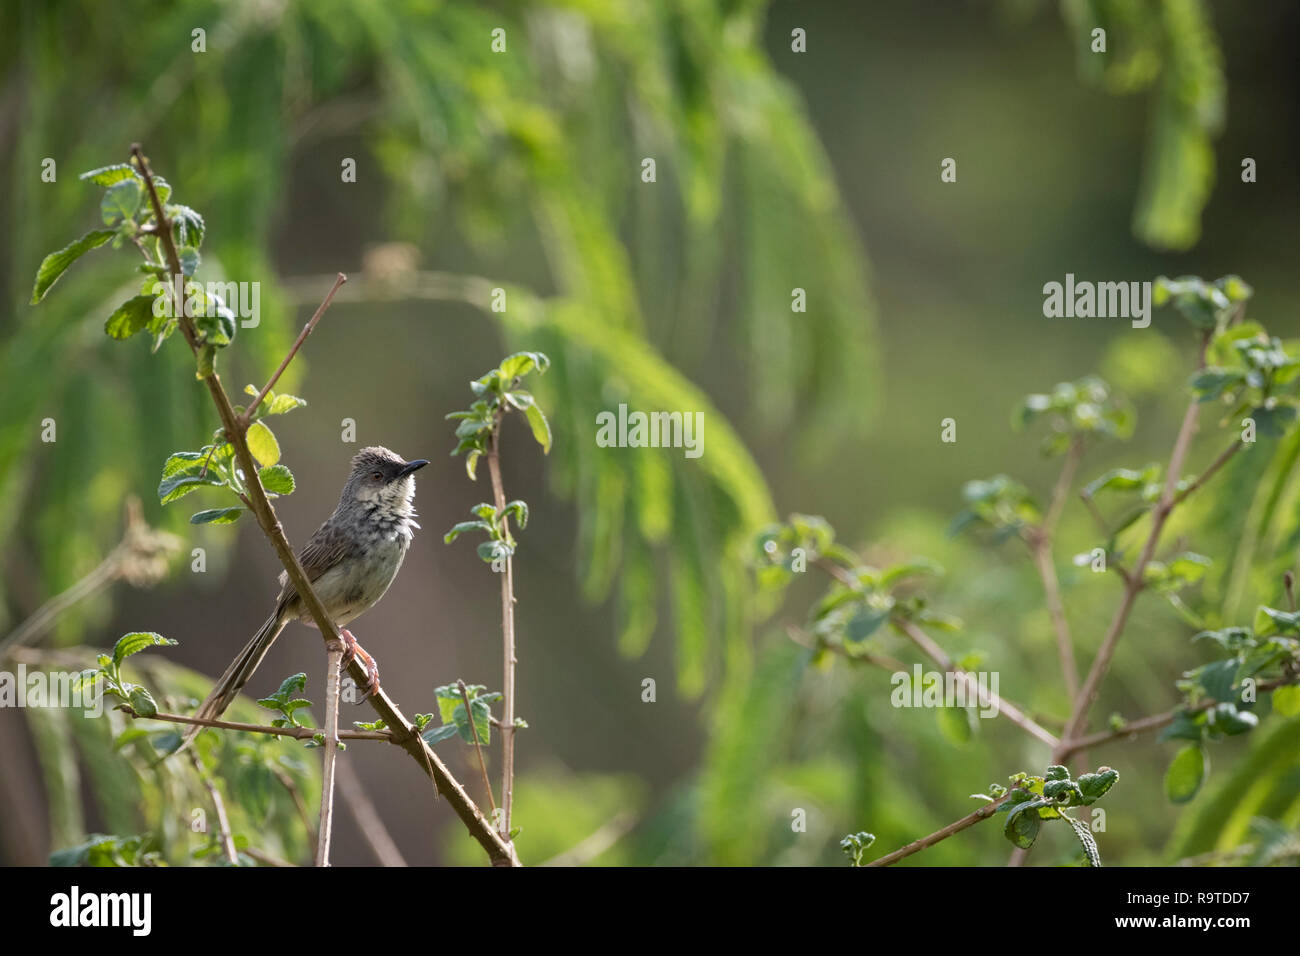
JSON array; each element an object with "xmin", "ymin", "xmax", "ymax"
[{"xmin": 176, "ymin": 611, "xmax": 288, "ymax": 752}]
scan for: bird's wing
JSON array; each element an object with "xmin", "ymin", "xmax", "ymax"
[{"xmin": 275, "ymin": 517, "xmax": 360, "ymax": 610}]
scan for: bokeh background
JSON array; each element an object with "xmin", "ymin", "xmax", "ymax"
[{"xmin": 2, "ymin": 0, "xmax": 1299, "ymax": 866}]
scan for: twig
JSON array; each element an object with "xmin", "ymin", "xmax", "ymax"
[
  {"xmin": 0, "ymin": 499, "xmax": 178, "ymax": 657},
  {"xmin": 271, "ymin": 765, "xmax": 316, "ymax": 847},
  {"xmin": 315, "ymin": 638, "xmax": 344, "ymax": 866},
  {"xmin": 188, "ymin": 750, "xmax": 238, "ymax": 865},
  {"xmin": 805, "ymin": 557, "xmax": 1057, "ymax": 746},
  {"xmin": 486, "ymin": 429, "xmax": 518, "ymax": 844},
  {"xmin": 131, "ymin": 146, "xmax": 518, "ymax": 866},
  {"xmin": 1055, "ymin": 676, "xmax": 1298, "ymax": 761},
  {"xmin": 786, "ymin": 624, "xmax": 908, "ymax": 672},
  {"xmin": 244, "ymin": 846, "xmax": 297, "ymax": 867},
  {"xmin": 241, "ymin": 272, "xmax": 347, "ymax": 425},
  {"xmin": 1059, "ymin": 373, "xmax": 1206, "ymax": 755},
  {"xmin": 120, "ymin": 707, "xmax": 390, "ymax": 741},
  {"xmin": 1172, "ymin": 439, "xmax": 1243, "ymax": 507},
  {"xmin": 893, "ymin": 618, "xmax": 1059, "ymax": 749},
  {"xmin": 458, "ymin": 679, "xmax": 498, "ymax": 817},
  {"xmin": 336, "ymin": 761, "xmax": 408, "ymax": 867},
  {"xmin": 866, "ymin": 791, "xmax": 1014, "ymax": 867}
]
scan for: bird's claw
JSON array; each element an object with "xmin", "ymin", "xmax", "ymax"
[{"xmin": 339, "ymin": 628, "xmax": 381, "ymax": 701}]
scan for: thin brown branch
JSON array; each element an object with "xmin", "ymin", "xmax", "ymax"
[
  {"xmin": 241, "ymin": 272, "xmax": 347, "ymax": 425},
  {"xmin": 315, "ymin": 638, "xmax": 344, "ymax": 867},
  {"xmin": 188, "ymin": 750, "xmax": 238, "ymax": 865},
  {"xmin": 486, "ymin": 429, "xmax": 517, "ymax": 844},
  {"xmin": 866, "ymin": 791, "xmax": 1014, "ymax": 867},
  {"xmin": 1055, "ymin": 676, "xmax": 1297, "ymax": 761},
  {"xmin": 894, "ymin": 618, "xmax": 1060, "ymax": 749},
  {"xmin": 1173, "ymin": 439, "xmax": 1243, "ymax": 507},
  {"xmin": 1060, "ymin": 378, "xmax": 1205, "ymax": 755},
  {"xmin": 121, "ymin": 707, "xmax": 390, "ymax": 740},
  {"xmin": 244, "ymin": 846, "xmax": 297, "ymax": 867},
  {"xmin": 271, "ymin": 765, "xmax": 316, "ymax": 847},
  {"xmin": 459, "ymin": 678, "xmax": 497, "ymax": 817},
  {"xmin": 131, "ymin": 146, "xmax": 518, "ymax": 866}
]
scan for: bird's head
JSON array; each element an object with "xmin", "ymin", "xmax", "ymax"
[{"xmin": 342, "ymin": 446, "xmax": 429, "ymax": 514}]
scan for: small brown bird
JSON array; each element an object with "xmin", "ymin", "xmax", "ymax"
[{"xmin": 181, "ymin": 446, "xmax": 428, "ymax": 748}]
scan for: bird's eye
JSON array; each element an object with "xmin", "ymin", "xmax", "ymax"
[{"xmin": 371, "ymin": 471, "xmax": 383, "ymax": 481}]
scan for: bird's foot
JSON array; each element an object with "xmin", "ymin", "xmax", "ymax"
[{"xmin": 339, "ymin": 628, "xmax": 381, "ymax": 700}]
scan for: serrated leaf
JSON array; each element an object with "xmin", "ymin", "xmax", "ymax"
[
  {"xmin": 30, "ymin": 229, "xmax": 116, "ymax": 303},
  {"xmin": 1066, "ymin": 815, "xmax": 1102, "ymax": 867},
  {"xmin": 158, "ymin": 470, "xmax": 223, "ymax": 504},
  {"xmin": 112, "ymin": 631, "xmax": 178, "ymax": 665},
  {"xmin": 79, "ymin": 164, "xmax": 139, "ymax": 187},
  {"xmin": 105, "ymin": 295, "xmax": 157, "ymax": 340},
  {"xmin": 171, "ymin": 205, "xmax": 206, "ymax": 247},
  {"xmin": 275, "ymin": 673, "xmax": 307, "ymax": 699},
  {"xmin": 101, "ymin": 179, "xmax": 142, "ymax": 225},
  {"xmin": 258, "ymin": 464, "xmax": 295, "ymax": 495}
]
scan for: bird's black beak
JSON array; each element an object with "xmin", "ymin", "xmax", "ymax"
[{"xmin": 397, "ymin": 459, "xmax": 430, "ymax": 478}]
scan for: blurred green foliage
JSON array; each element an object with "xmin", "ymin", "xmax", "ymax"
[{"xmin": 4, "ymin": 0, "xmax": 1295, "ymax": 868}]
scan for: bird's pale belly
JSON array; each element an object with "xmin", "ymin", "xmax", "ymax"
[{"xmin": 298, "ymin": 536, "xmax": 410, "ymax": 628}]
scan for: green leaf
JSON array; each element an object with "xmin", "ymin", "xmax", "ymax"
[
  {"xmin": 936, "ymin": 705, "xmax": 973, "ymax": 745},
  {"xmin": 477, "ymin": 540, "xmax": 513, "ymax": 563},
  {"xmin": 127, "ymin": 686, "xmax": 158, "ymax": 718},
  {"xmin": 177, "ymin": 246, "xmax": 200, "ymax": 277},
  {"xmin": 104, "ymin": 295, "xmax": 157, "ymax": 340},
  {"xmin": 1272, "ymin": 684, "xmax": 1300, "ymax": 717},
  {"xmin": 258, "ymin": 464, "xmax": 295, "ymax": 495},
  {"xmin": 1066, "ymin": 815, "xmax": 1102, "ymax": 867},
  {"xmin": 78, "ymin": 164, "xmax": 138, "ymax": 187},
  {"xmin": 170, "ymin": 205, "xmax": 206, "ymax": 247},
  {"xmin": 161, "ymin": 451, "xmax": 206, "ymax": 478},
  {"xmin": 499, "ymin": 351, "xmax": 549, "ymax": 380},
  {"xmin": 421, "ymin": 724, "xmax": 460, "ymax": 745},
  {"xmin": 524, "ymin": 403, "xmax": 552, "ymax": 453},
  {"xmin": 30, "ymin": 229, "xmax": 116, "ymax": 303},
  {"xmin": 189, "ymin": 507, "xmax": 244, "ymax": 525},
  {"xmin": 1165, "ymin": 745, "xmax": 1206, "ymax": 803},
  {"xmin": 158, "ymin": 470, "xmax": 222, "ymax": 504},
  {"xmin": 246, "ymin": 421, "xmax": 281, "ymax": 467},
  {"xmin": 112, "ymin": 631, "xmax": 178, "ymax": 665},
  {"xmin": 1004, "ymin": 799, "xmax": 1047, "ymax": 849},
  {"xmin": 503, "ymin": 499, "xmax": 529, "ymax": 529},
  {"xmin": 267, "ymin": 394, "xmax": 307, "ymax": 415},
  {"xmin": 444, "ymin": 520, "xmax": 490, "ymax": 544},
  {"xmin": 101, "ymin": 178, "xmax": 142, "ymax": 225},
  {"xmin": 1076, "ymin": 767, "xmax": 1120, "ymax": 803},
  {"xmin": 275, "ymin": 673, "xmax": 307, "ymax": 700}
]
